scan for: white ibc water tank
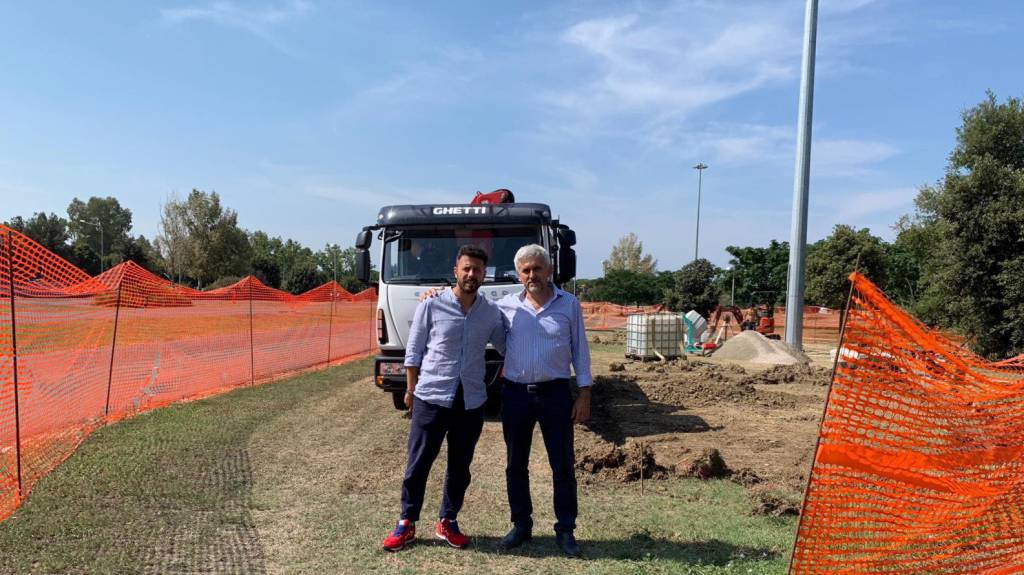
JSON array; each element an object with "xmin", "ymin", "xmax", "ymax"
[
  {"xmin": 683, "ymin": 310, "xmax": 708, "ymax": 344},
  {"xmin": 626, "ymin": 313, "xmax": 684, "ymax": 359}
]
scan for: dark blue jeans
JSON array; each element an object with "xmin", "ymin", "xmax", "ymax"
[
  {"xmin": 400, "ymin": 385, "xmax": 484, "ymax": 522},
  {"xmin": 501, "ymin": 379, "xmax": 577, "ymax": 533}
]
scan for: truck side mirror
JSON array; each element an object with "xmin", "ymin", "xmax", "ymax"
[
  {"xmin": 355, "ymin": 229, "xmax": 372, "ymax": 250},
  {"xmin": 556, "ymin": 245, "xmax": 576, "ymax": 284},
  {"xmin": 557, "ymin": 227, "xmax": 577, "ymax": 247},
  {"xmin": 356, "ymin": 249, "xmax": 371, "ymax": 284}
]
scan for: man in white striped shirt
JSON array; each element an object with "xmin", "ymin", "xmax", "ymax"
[{"xmin": 496, "ymin": 244, "xmax": 592, "ymax": 557}]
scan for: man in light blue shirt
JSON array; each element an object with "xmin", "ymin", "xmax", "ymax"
[
  {"xmin": 381, "ymin": 245, "xmax": 505, "ymax": 552},
  {"xmin": 496, "ymin": 244, "xmax": 592, "ymax": 557}
]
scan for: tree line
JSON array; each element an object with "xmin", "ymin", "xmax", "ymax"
[
  {"xmin": 580, "ymin": 92, "xmax": 1024, "ymax": 359},
  {"xmin": 4, "ymin": 189, "xmax": 371, "ymax": 294}
]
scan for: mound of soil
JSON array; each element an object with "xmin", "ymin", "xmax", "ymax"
[
  {"xmin": 577, "ymin": 442, "xmax": 669, "ymax": 482},
  {"xmin": 712, "ymin": 331, "xmax": 810, "ymax": 365},
  {"xmin": 577, "ymin": 445, "xmax": 627, "ymax": 474},
  {"xmin": 676, "ymin": 448, "xmax": 730, "ymax": 479},
  {"xmin": 749, "ymin": 363, "xmax": 831, "ymax": 386},
  {"xmin": 730, "ymin": 468, "xmax": 764, "ymax": 487},
  {"xmin": 642, "ymin": 369, "xmax": 799, "ymax": 410},
  {"xmin": 748, "ymin": 483, "xmax": 802, "ymax": 517}
]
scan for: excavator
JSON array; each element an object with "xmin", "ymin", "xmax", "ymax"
[
  {"xmin": 749, "ymin": 290, "xmax": 782, "ymax": 340},
  {"xmin": 706, "ymin": 295, "xmax": 781, "ymax": 343}
]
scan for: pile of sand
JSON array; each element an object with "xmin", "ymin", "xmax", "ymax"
[{"xmin": 711, "ymin": 331, "xmax": 810, "ymax": 365}]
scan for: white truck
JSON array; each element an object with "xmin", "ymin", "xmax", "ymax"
[{"xmin": 354, "ymin": 196, "xmax": 577, "ymax": 410}]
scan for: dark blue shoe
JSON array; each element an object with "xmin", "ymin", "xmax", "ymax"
[
  {"xmin": 556, "ymin": 531, "xmax": 581, "ymax": 557},
  {"xmin": 499, "ymin": 524, "xmax": 532, "ymax": 550}
]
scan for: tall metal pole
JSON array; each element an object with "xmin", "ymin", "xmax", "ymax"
[
  {"xmin": 730, "ymin": 268, "xmax": 736, "ymax": 307},
  {"xmin": 784, "ymin": 0, "xmax": 819, "ymax": 351},
  {"xmin": 693, "ymin": 163, "xmax": 708, "ymax": 261}
]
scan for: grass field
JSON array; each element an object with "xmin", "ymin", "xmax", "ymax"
[{"xmin": 0, "ymin": 358, "xmax": 797, "ymax": 574}]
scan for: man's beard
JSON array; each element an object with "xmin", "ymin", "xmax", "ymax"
[{"xmin": 458, "ymin": 277, "xmax": 480, "ymax": 293}]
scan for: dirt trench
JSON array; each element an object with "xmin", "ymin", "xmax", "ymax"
[{"xmin": 576, "ymin": 341, "xmax": 832, "ymax": 508}]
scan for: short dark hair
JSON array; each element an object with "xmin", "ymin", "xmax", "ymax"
[{"xmin": 456, "ymin": 244, "xmax": 488, "ymax": 266}]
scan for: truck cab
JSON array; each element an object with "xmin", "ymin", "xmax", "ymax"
[{"xmin": 355, "ymin": 201, "xmax": 576, "ymax": 409}]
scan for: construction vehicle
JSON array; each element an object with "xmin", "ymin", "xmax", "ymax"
[
  {"xmin": 750, "ymin": 291, "xmax": 781, "ymax": 340},
  {"xmin": 354, "ymin": 189, "xmax": 577, "ymax": 410},
  {"xmin": 707, "ymin": 305, "xmax": 745, "ymax": 344}
]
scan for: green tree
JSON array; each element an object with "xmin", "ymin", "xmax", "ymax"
[
  {"xmin": 805, "ymin": 224, "xmax": 889, "ymax": 310},
  {"xmin": 250, "ymin": 230, "xmax": 284, "ymax": 288},
  {"xmin": 586, "ymin": 269, "xmax": 670, "ymax": 306},
  {"xmin": 67, "ymin": 197, "xmax": 134, "ymax": 274},
  {"xmin": 122, "ymin": 235, "xmax": 164, "ymax": 273},
  {"xmin": 663, "ymin": 259, "xmax": 721, "ymax": 315},
  {"xmin": 5, "ymin": 212, "xmax": 73, "ymax": 261},
  {"xmin": 315, "ymin": 244, "xmax": 370, "ymax": 292},
  {"xmin": 155, "ymin": 190, "xmax": 251, "ymax": 287},
  {"xmin": 902, "ymin": 92, "xmax": 1024, "ymax": 356},
  {"xmin": 602, "ymin": 233, "xmax": 657, "ymax": 274},
  {"xmin": 283, "ymin": 260, "xmax": 326, "ymax": 294},
  {"xmin": 721, "ymin": 240, "xmax": 789, "ymax": 307}
]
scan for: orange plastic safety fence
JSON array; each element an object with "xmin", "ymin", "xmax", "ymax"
[
  {"xmin": 0, "ymin": 225, "xmax": 376, "ymax": 522},
  {"xmin": 791, "ymin": 272, "xmax": 1024, "ymax": 574},
  {"xmin": 771, "ymin": 306, "xmax": 842, "ymax": 344},
  {"xmin": 581, "ymin": 302, "xmax": 666, "ymax": 331}
]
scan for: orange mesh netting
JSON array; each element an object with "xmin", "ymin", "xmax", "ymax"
[
  {"xmin": 581, "ymin": 302, "xmax": 666, "ymax": 331},
  {"xmin": 0, "ymin": 225, "xmax": 376, "ymax": 521},
  {"xmin": 791, "ymin": 272, "xmax": 1024, "ymax": 574},
  {"xmin": 772, "ymin": 305, "xmax": 842, "ymax": 344}
]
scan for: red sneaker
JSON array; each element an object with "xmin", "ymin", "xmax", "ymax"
[
  {"xmin": 435, "ymin": 518, "xmax": 470, "ymax": 549},
  {"xmin": 382, "ymin": 520, "xmax": 416, "ymax": 552}
]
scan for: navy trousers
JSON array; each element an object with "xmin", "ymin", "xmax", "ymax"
[
  {"xmin": 501, "ymin": 379, "xmax": 578, "ymax": 533},
  {"xmin": 400, "ymin": 385, "xmax": 485, "ymax": 522}
]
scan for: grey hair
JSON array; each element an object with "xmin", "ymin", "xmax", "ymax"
[{"xmin": 514, "ymin": 244, "xmax": 551, "ymax": 269}]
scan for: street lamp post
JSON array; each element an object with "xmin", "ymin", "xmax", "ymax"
[
  {"xmin": 81, "ymin": 219, "xmax": 104, "ymax": 273},
  {"xmin": 693, "ymin": 163, "xmax": 708, "ymax": 261},
  {"xmin": 729, "ymin": 265, "xmax": 736, "ymax": 307}
]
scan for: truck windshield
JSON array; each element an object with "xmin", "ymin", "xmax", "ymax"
[{"xmin": 383, "ymin": 226, "xmax": 540, "ymax": 284}]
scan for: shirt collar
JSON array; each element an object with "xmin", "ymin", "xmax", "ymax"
[{"xmin": 446, "ymin": 286, "xmax": 482, "ymax": 312}]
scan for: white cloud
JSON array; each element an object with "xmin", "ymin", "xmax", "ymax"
[
  {"xmin": 552, "ymin": 6, "xmax": 799, "ymax": 120},
  {"xmin": 707, "ymin": 124, "xmax": 794, "ymax": 164},
  {"xmin": 330, "ymin": 46, "xmax": 485, "ymax": 123},
  {"xmin": 159, "ymin": 1, "xmax": 312, "ymax": 56},
  {"xmin": 833, "ymin": 187, "xmax": 917, "ymax": 220},
  {"xmin": 812, "ymin": 139, "xmax": 899, "ymax": 177}
]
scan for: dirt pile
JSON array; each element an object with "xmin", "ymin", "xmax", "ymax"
[
  {"xmin": 676, "ymin": 448, "xmax": 730, "ymax": 479},
  {"xmin": 636, "ymin": 361, "xmax": 800, "ymax": 409},
  {"xmin": 577, "ymin": 442, "xmax": 669, "ymax": 482},
  {"xmin": 748, "ymin": 483, "xmax": 802, "ymax": 516},
  {"xmin": 748, "ymin": 363, "xmax": 831, "ymax": 386},
  {"xmin": 712, "ymin": 331, "xmax": 811, "ymax": 365}
]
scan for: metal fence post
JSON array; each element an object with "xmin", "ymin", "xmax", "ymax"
[
  {"xmin": 5, "ymin": 232, "xmax": 23, "ymax": 497},
  {"xmin": 103, "ymin": 275, "xmax": 124, "ymax": 416},
  {"xmin": 326, "ymin": 284, "xmax": 335, "ymax": 364},
  {"xmin": 249, "ymin": 277, "xmax": 255, "ymax": 386}
]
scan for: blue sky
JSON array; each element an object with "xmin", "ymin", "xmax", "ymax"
[{"xmin": 1, "ymin": 1, "xmax": 1021, "ymax": 278}]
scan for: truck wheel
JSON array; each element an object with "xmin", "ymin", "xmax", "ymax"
[{"xmin": 392, "ymin": 391, "xmax": 408, "ymax": 410}]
